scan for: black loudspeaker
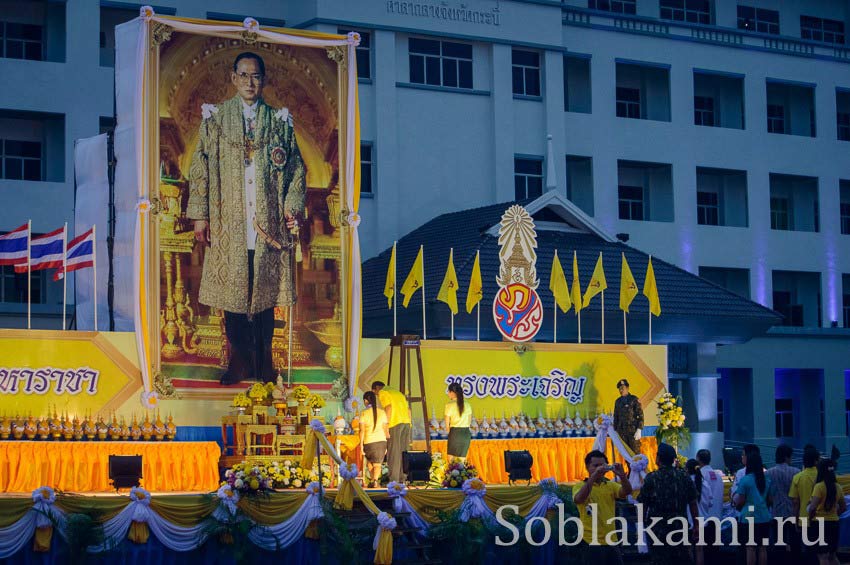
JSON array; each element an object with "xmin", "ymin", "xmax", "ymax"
[
  {"xmin": 402, "ymin": 451, "xmax": 431, "ymax": 483},
  {"xmin": 109, "ymin": 455, "xmax": 142, "ymax": 489},
  {"xmin": 504, "ymin": 450, "xmax": 533, "ymax": 484}
]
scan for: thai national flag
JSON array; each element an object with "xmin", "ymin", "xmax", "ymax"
[
  {"xmin": 54, "ymin": 227, "xmax": 94, "ymax": 281},
  {"xmin": 0, "ymin": 223, "xmax": 29, "ymax": 266},
  {"xmin": 15, "ymin": 227, "xmax": 65, "ymax": 273}
]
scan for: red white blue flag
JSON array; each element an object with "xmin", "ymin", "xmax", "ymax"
[
  {"xmin": 0, "ymin": 223, "xmax": 28, "ymax": 266},
  {"xmin": 15, "ymin": 226, "xmax": 65, "ymax": 273},
  {"xmin": 54, "ymin": 227, "xmax": 94, "ymax": 281}
]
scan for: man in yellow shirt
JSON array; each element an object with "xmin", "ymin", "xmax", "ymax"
[
  {"xmin": 790, "ymin": 446, "xmax": 820, "ymax": 525},
  {"xmin": 572, "ymin": 449, "xmax": 632, "ymax": 564},
  {"xmin": 372, "ymin": 381, "xmax": 411, "ymax": 482}
]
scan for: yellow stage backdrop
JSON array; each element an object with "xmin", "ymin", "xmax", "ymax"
[
  {"xmin": 0, "ymin": 330, "xmax": 142, "ymax": 417},
  {"xmin": 358, "ymin": 339, "xmax": 667, "ymax": 425}
]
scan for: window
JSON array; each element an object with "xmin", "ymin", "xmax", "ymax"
[
  {"xmin": 699, "ymin": 266, "xmax": 751, "ymax": 298},
  {"xmin": 694, "ymin": 96, "xmax": 715, "ymax": 126},
  {"xmin": 770, "ymin": 196, "xmax": 789, "ymax": 230},
  {"xmin": 844, "ymin": 276, "xmax": 850, "ymax": 327},
  {"xmin": 767, "ymin": 104, "xmax": 785, "ymax": 134},
  {"xmin": 772, "ymin": 270, "xmax": 822, "ymax": 327},
  {"xmin": 839, "ymin": 111, "xmax": 850, "ymax": 141},
  {"xmin": 697, "ymin": 191, "xmax": 719, "ymax": 225},
  {"xmin": 1, "ymin": 266, "xmax": 44, "ymax": 304},
  {"xmin": 565, "ymin": 155, "xmax": 594, "ymax": 216},
  {"xmin": 0, "ymin": 21, "xmax": 43, "ymax": 61},
  {"xmin": 1, "ymin": 139, "xmax": 42, "ymax": 181},
  {"xmin": 360, "ymin": 143, "xmax": 373, "ymax": 194},
  {"xmin": 339, "ymin": 29, "xmax": 371, "ymax": 80},
  {"xmin": 408, "ymin": 38, "xmax": 472, "ymax": 89},
  {"xmin": 800, "ymin": 15, "xmax": 845, "ymax": 45},
  {"xmin": 660, "ymin": 0, "xmax": 712, "ymax": 25},
  {"xmin": 618, "ymin": 185, "xmax": 644, "ymax": 220},
  {"xmin": 512, "ymin": 50, "xmax": 540, "ymax": 97},
  {"xmin": 838, "ymin": 90, "xmax": 850, "ymax": 142},
  {"xmin": 616, "ymin": 87, "xmax": 641, "ymax": 119},
  {"xmin": 564, "ymin": 56, "xmax": 592, "ymax": 113},
  {"xmin": 514, "ymin": 158, "xmax": 543, "ymax": 201},
  {"xmin": 717, "ymin": 398, "xmax": 724, "ymax": 433},
  {"xmin": 737, "ymin": 6, "xmax": 779, "ymax": 35},
  {"xmin": 616, "ymin": 62, "xmax": 671, "ymax": 122},
  {"xmin": 588, "ymin": 0, "xmax": 636, "ymax": 15},
  {"xmin": 775, "ymin": 398, "xmax": 794, "ymax": 437},
  {"xmin": 841, "ymin": 181, "xmax": 850, "ymax": 235},
  {"xmin": 845, "ymin": 399, "xmax": 850, "ymax": 436}
]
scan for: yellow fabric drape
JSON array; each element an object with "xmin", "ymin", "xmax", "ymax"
[
  {"xmin": 0, "ymin": 441, "xmax": 220, "ymax": 493},
  {"xmin": 57, "ymin": 496, "xmax": 130, "ymax": 522},
  {"xmin": 374, "ymin": 529, "xmax": 393, "ymax": 565},
  {"xmin": 334, "ymin": 479, "xmax": 355, "ymax": 511},
  {"xmin": 305, "ymin": 519, "xmax": 320, "ymax": 539},
  {"xmin": 0, "ymin": 498, "xmax": 36, "ymax": 527},
  {"xmin": 150, "ymin": 494, "xmax": 219, "ymax": 527},
  {"xmin": 33, "ymin": 526, "xmax": 53, "ymax": 552},
  {"xmin": 239, "ymin": 492, "xmax": 307, "ymax": 526},
  {"xmin": 300, "ymin": 432, "xmax": 318, "ymax": 470},
  {"xmin": 128, "ymin": 521, "xmax": 150, "ymax": 544},
  {"xmin": 430, "ymin": 437, "xmax": 658, "ymax": 484}
]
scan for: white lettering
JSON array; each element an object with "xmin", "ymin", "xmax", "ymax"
[
  {"xmin": 445, "ymin": 372, "xmax": 588, "ymax": 403},
  {"xmin": 557, "ymin": 503, "xmax": 584, "ymax": 546},
  {"xmin": 0, "ymin": 366, "xmax": 101, "ymax": 396},
  {"xmin": 494, "ymin": 505, "xmax": 520, "ymax": 546},
  {"xmin": 525, "ymin": 515, "xmax": 551, "ymax": 546}
]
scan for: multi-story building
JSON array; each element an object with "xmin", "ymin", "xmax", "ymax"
[{"xmin": 1, "ymin": 0, "xmax": 848, "ymax": 460}]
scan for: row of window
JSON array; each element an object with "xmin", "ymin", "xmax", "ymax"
[
  {"xmin": 586, "ymin": 2, "xmax": 846, "ymax": 46},
  {"xmin": 343, "ymin": 30, "xmax": 850, "ymax": 142}
]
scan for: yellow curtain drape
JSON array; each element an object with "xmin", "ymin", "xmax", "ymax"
[
  {"xmin": 150, "ymin": 494, "xmax": 219, "ymax": 527},
  {"xmin": 429, "ymin": 437, "xmax": 658, "ymax": 484},
  {"xmin": 0, "ymin": 498, "xmax": 36, "ymax": 527},
  {"xmin": 239, "ymin": 492, "xmax": 307, "ymax": 526},
  {"xmin": 0, "ymin": 442, "xmax": 220, "ymax": 493}
]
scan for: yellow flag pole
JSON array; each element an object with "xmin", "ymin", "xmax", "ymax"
[
  {"xmin": 420, "ymin": 245, "xmax": 426, "ymax": 340},
  {"xmin": 648, "ymin": 305, "xmax": 652, "ymax": 345},
  {"xmin": 393, "ymin": 241, "xmax": 397, "ymax": 337},
  {"xmin": 553, "ymin": 298, "xmax": 557, "ymax": 344},
  {"xmin": 578, "ymin": 309, "xmax": 582, "ymax": 344},
  {"xmin": 623, "ymin": 309, "xmax": 627, "ymax": 345},
  {"xmin": 601, "ymin": 290, "xmax": 605, "ymax": 344},
  {"xmin": 476, "ymin": 302, "xmax": 480, "ymax": 341}
]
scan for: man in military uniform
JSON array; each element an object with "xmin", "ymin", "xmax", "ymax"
[
  {"xmin": 188, "ymin": 52, "xmax": 306, "ymax": 384},
  {"xmin": 613, "ymin": 378, "xmax": 644, "ymax": 453},
  {"xmin": 637, "ymin": 443, "xmax": 698, "ymax": 565}
]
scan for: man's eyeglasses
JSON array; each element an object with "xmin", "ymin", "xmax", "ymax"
[{"xmin": 235, "ymin": 72, "xmax": 264, "ymax": 83}]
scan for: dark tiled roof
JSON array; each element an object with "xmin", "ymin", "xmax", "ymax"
[{"xmin": 361, "ymin": 200, "xmax": 781, "ymax": 344}]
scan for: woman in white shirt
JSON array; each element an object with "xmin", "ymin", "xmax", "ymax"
[
  {"xmin": 360, "ymin": 391, "xmax": 389, "ymax": 487},
  {"xmin": 444, "ymin": 382, "xmax": 472, "ymax": 460}
]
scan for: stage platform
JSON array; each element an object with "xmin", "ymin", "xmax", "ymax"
[
  {"xmin": 421, "ymin": 436, "xmax": 659, "ymax": 483},
  {"xmin": 0, "ymin": 441, "xmax": 220, "ymax": 493}
]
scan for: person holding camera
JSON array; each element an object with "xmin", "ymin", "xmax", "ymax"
[{"xmin": 572, "ymin": 449, "xmax": 633, "ymax": 565}]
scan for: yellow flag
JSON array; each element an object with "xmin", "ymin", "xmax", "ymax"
[
  {"xmin": 643, "ymin": 256, "xmax": 661, "ymax": 317},
  {"xmin": 549, "ymin": 250, "xmax": 571, "ymax": 313},
  {"xmin": 465, "ymin": 250, "xmax": 483, "ymax": 314},
  {"xmin": 619, "ymin": 253, "xmax": 638, "ymax": 313},
  {"xmin": 571, "ymin": 251, "xmax": 582, "ymax": 314},
  {"xmin": 437, "ymin": 248, "xmax": 459, "ymax": 315},
  {"xmin": 383, "ymin": 242, "xmax": 396, "ymax": 309},
  {"xmin": 582, "ymin": 252, "xmax": 607, "ymax": 307},
  {"xmin": 401, "ymin": 246, "xmax": 424, "ymax": 308}
]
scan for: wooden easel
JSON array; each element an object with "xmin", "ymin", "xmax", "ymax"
[{"xmin": 386, "ymin": 334, "xmax": 431, "ymax": 453}]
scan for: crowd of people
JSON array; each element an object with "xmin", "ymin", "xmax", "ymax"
[{"xmin": 573, "ymin": 441, "xmax": 845, "ymax": 565}]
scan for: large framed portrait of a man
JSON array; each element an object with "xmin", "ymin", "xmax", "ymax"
[{"xmin": 150, "ymin": 25, "xmax": 352, "ymax": 396}]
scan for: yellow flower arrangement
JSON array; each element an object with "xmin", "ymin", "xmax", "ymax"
[
  {"xmin": 291, "ymin": 385, "xmax": 310, "ymax": 402},
  {"xmin": 307, "ymin": 393, "xmax": 325, "ymax": 410},
  {"xmin": 655, "ymin": 391, "xmax": 690, "ymax": 448},
  {"xmin": 248, "ymin": 382, "xmax": 268, "ymax": 401},
  {"xmin": 232, "ymin": 393, "xmax": 251, "ymax": 408}
]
